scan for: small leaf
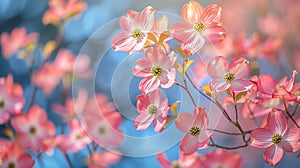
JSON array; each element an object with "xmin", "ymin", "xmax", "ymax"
[
  {"xmin": 235, "ymin": 91, "xmax": 247, "ymax": 102},
  {"xmin": 173, "ymin": 46, "xmax": 187, "ymax": 57},
  {"xmin": 226, "ymin": 89, "xmax": 232, "ymax": 97},
  {"xmin": 147, "ymin": 33, "xmax": 158, "ymax": 44},
  {"xmin": 184, "ymin": 58, "xmax": 195, "ymax": 72},
  {"xmin": 3, "ymin": 127, "xmax": 14, "ymax": 140},
  {"xmin": 171, "ymin": 101, "xmax": 180, "ymax": 116},
  {"xmin": 202, "ymin": 84, "xmax": 213, "ymax": 97},
  {"xmin": 162, "ymin": 116, "xmax": 176, "ymax": 130},
  {"xmin": 159, "ymin": 31, "xmax": 170, "ymax": 44},
  {"xmin": 43, "ymin": 40, "xmax": 57, "ymax": 59},
  {"xmin": 174, "ymin": 62, "xmax": 184, "ymax": 78}
]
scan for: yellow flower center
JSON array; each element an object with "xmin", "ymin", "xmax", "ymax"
[
  {"xmin": 8, "ymin": 162, "xmax": 15, "ymax": 168},
  {"xmin": 194, "ymin": 22, "xmax": 206, "ymax": 32},
  {"xmin": 29, "ymin": 126, "xmax": 36, "ymax": 135},
  {"xmin": 171, "ymin": 161, "xmax": 180, "ymax": 168},
  {"xmin": 132, "ymin": 29, "xmax": 142, "ymax": 39},
  {"xmin": 189, "ymin": 126, "xmax": 200, "ymax": 136},
  {"xmin": 151, "ymin": 65, "xmax": 162, "ymax": 77},
  {"xmin": 224, "ymin": 72, "xmax": 235, "ymax": 82},
  {"xmin": 271, "ymin": 134, "xmax": 282, "ymax": 144},
  {"xmin": 148, "ymin": 104, "xmax": 158, "ymax": 115},
  {"xmin": 98, "ymin": 127, "xmax": 106, "ymax": 134}
]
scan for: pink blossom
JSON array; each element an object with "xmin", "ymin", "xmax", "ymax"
[
  {"xmin": 82, "ymin": 94, "xmax": 124, "ymax": 147},
  {"xmin": 200, "ymin": 149, "xmax": 243, "ymax": 168},
  {"xmin": 55, "ymin": 119, "xmax": 91, "ymax": 153},
  {"xmin": 257, "ymin": 70, "xmax": 299, "ymax": 102},
  {"xmin": 0, "ymin": 141, "xmax": 35, "ymax": 168},
  {"xmin": 11, "ymin": 105, "xmax": 56, "ymax": 152},
  {"xmin": 170, "ymin": 1, "xmax": 225, "ymax": 54},
  {"xmin": 1, "ymin": 27, "xmax": 38, "ymax": 59},
  {"xmin": 0, "ymin": 75, "xmax": 25, "ymax": 124},
  {"xmin": 132, "ymin": 47, "xmax": 177, "ymax": 94},
  {"xmin": 175, "ymin": 108, "xmax": 212, "ymax": 155},
  {"xmin": 87, "ymin": 150, "xmax": 121, "ymax": 168},
  {"xmin": 134, "ymin": 89, "xmax": 169, "ymax": 132},
  {"xmin": 53, "ymin": 89, "xmax": 87, "ymax": 122},
  {"xmin": 112, "ymin": 6, "xmax": 155, "ymax": 54},
  {"xmin": 156, "ymin": 152, "xmax": 201, "ymax": 168},
  {"xmin": 207, "ymin": 56, "xmax": 253, "ymax": 92},
  {"xmin": 32, "ymin": 63, "xmax": 63, "ymax": 95},
  {"xmin": 250, "ymin": 110, "xmax": 300, "ymax": 166},
  {"xmin": 43, "ymin": 0, "xmax": 87, "ymax": 25}
]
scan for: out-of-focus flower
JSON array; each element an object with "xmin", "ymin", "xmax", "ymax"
[
  {"xmin": 199, "ymin": 149, "xmax": 243, "ymax": 168},
  {"xmin": 11, "ymin": 105, "xmax": 56, "ymax": 153},
  {"xmin": 43, "ymin": 0, "xmax": 87, "ymax": 25},
  {"xmin": 132, "ymin": 47, "xmax": 177, "ymax": 94},
  {"xmin": 156, "ymin": 152, "xmax": 201, "ymax": 168},
  {"xmin": 175, "ymin": 108, "xmax": 212, "ymax": 155},
  {"xmin": 0, "ymin": 75, "xmax": 25, "ymax": 124},
  {"xmin": 207, "ymin": 56, "xmax": 253, "ymax": 92},
  {"xmin": 82, "ymin": 94, "xmax": 124, "ymax": 147},
  {"xmin": 53, "ymin": 89, "xmax": 87, "ymax": 122},
  {"xmin": 0, "ymin": 140, "xmax": 35, "ymax": 168},
  {"xmin": 0, "ymin": 27, "xmax": 38, "ymax": 59},
  {"xmin": 112, "ymin": 6, "xmax": 155, "ymax": 54},
  {"xmin": 134, "ymin": 89, "xmax": 169, "ymax": 132},
  {"xmin": 87, "ymin": 150, "xmax": 121, "ymax": 168},
  {"xmin": 171, "ymin": 1, "xmax": 225, "ymax": 54},
  {"xmin": 250, "ymin": 110, "xmax": 300, "ymax": 166},
  {"xmin": 257, "ymin": 70, "xmax": 299, "ymax": 102},
  {"xmin": 32, "ymin": 63, "xmax": 63, "ymax": 95},
  {"xmin": 55, "ymin": 119, "xmax": 91, "ymax": 153}
]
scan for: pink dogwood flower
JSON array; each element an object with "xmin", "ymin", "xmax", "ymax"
[
  {"xmin": 200, "ymin": 149, "xmax": 243, "ymax": 168},
  {"xmin": 250, "ymin": 110, "xmax": 300, "ymax": 166},
  {"xmin": 87, "ymin": 150, "xmax": 121, "ymax": 168},
  {"xmin": 0, "ymin": 140, "xmax": 35, "ymax": 168},
  {"xmin": 156, "ymin": 152, "xmax": 201, "ymax": 168},
  {"xmin": 0, "ymin": 75, "xmax": 25, "ymax": 124},
  {"xmin": 112, "ymin": 6, "xmax": 155, "ymax": 54},
  {"xmin": 132, "ymin": 47, "xmax": 177, "ymax": 94},
  {"xmin": 170, "ymin": 1, "xmax": 225, "ymax": 54},
  {"xmin": 175, "ymin": 108, "xmax": 212, "ymax": 155},
  {"xmin": 207, "ymin": 56, "xmax": 253, "ymax": 92},
  {"xmin": 43, "ymin": 0, "xmax": 87, "ymax": 25},
  {"xmin": 1, "ymin": 27, "xmax": 38, "ymax": 59},
  {"xmin": 11, "ymin": 105, "xmax": 56, "ymax": 153},
  {"xmin": 55, "ymin": 119, "xmax": 91, "ymax": 153},
  {"xmin": 134, "ymin": 89, "xmax": 169, "ymax": 132},
  {"xmin": 82, "ymin": 94, "xmax": 124, "ymax": 147}
]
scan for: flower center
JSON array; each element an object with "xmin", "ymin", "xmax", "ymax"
[
  {"xmin": 194, "ymin": 22, "xmax": 206, "ymax": 32},
  {"xmin": 151, "ymin": 65, "xmax": 162, "ymax": 77},
  {"xmin": 295, "ymin": 91, "xmax": 300, "ymax": 97},
  {"xmin": 98, "ymin": 127, "xmax": 106, "ymax": 135},
  {"xmin": 8, "ymin": 162, "xmax": 15, "ymax": 168},
  {"xmin": 271, "ymin": 134, "xmax": 282, "ymax": 144},
  {"xmin": 132, "ymin": 29, "xmax": 142, "ymax": 39},
  {"xmin": 189, "ymin": 126, "xmax": 200, "ymax": 136},
  {"xmin": 171, "ymin": 161, "xmax": 180, "ymax": 168},
  {"xmin": 29, "ymin": 126, "xmax": 36, "ymax": 135},
  {"xmin": 0, "ymin": 98, "xmax": 5, "ymax": 108},
  {"xmin": 224, "ymin": 72, "xmax": 235, "ymax": 82},
  {"xmin": 147, "ymin": 104, "xmax": 158, "ymax": 115}
]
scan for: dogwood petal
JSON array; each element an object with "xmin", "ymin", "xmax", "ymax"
[
  {"xmin": 230, "ymin": 80, "xmax": 253, "ymax": 92},
  {"xmin": 201, "ymin": 4, "xmax": 222, "ymax": 24},
  {"xmin": 250, "ymin": 128, "xmax": 273, "ymax": 148},
  {"xmin": 207, "ymin": 56, "xmax": 228, "ymax": 79},
  {"xmin": 134, "ymin": 112, "xmax": 155, "ymax": 130},
  {"xmin": 210, "ymin": 79, "xmax": 230, "ymax": 92},
  {"xmin": 267, "ymin": 110, "xmax": 287, "ymax": 135},
  {"xmin": 180, "ymin": 134, "xmax": 199, "ymax": 155},
  {"xmin": 263, "ymin": 145, "xmax": 283, "ymax": 166},
  {"xmin": 139, "ymin": 77, "xmax": 160, "ymax": 94},
  {"xmin": 176, "ymin": 112, "xmax": 194, "ymax": 132},
  {"xmin": 229, "ymin": 57, "xmax": 250, "ymax": 79},
  {"xmin": 281, "ymin": 128, "xmax": 300, "ymax": 152},
  {"xmin": 257, "ymin": 74, "xmax": 277, "ymax": 95},
  {"xmin": 182, "ymin": 1, "xmax": 203, "ymax": 23}
]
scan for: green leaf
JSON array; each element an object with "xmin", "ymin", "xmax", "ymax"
[
  {"xmin": 184, "ymin": 58, "xmax": 195, "ymax": 72},
  {"xmin": 235, "ymin": 91, "xmax": 248, "ymax": 102},
  {"xmin": 159, "ymin": 31, "xmax": 170, "ymax": 44},
  {"xmin": 173, "ymin": 46, "xmax": 187, "ymax": 57},
  {"xmin": 171, "ymin": 101, "xmax": 180, "ymax": 116},
  {"xmin": 162, "ymin": 116, "xmax": 176, "ymax": 130},
  {"xmin": 174, "ymin": 62, "xmax": 184, "ymax": 78}
]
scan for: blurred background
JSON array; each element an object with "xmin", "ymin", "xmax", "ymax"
[{"xmin": 0, "ymin": 0, "xmax": 300, "ymax": 167}]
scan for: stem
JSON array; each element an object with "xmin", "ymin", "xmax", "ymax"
[
  {"xmin": 65, "ymin": 153, "xmax": 74, "ymax": 168},
  {"xmin": 175, "ymin": 82, "xmax": 197, "ymax": 107},
  {"xmin": 87, "ymin": 143, "xmax": 93, "ymax": 156},
  {"xmin": 209, "ymin": 137, "xmax": 248, "ymax": 150},
  {"xmin": 25, "ymin": 86, "xmax": 37, "ymax": 113},
  {"xmin": 232, "ymin": 92, "xmax": 239, "ymax": 122},
  {"xmin": 292, "ymin": 104, "xmax": 298, "ymax": 116},
  {"xmin": 246, "ymin": 100, "xmax": 259, "ymax": 127},
  {"xmin": 208, "ymin": 128, "xmax": 252, "ymax": 135},
  {"xmin": 282, "ymin": 96, "xmax": 300, "ymax": 128}
]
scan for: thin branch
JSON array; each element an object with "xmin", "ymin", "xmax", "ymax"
[
  {"xmin": 232, "ymin": 92, "xmax": 239, "ymax": 122},
  {"xmin": 208, "ymin": 128, "xmax": 252, "ymax": 135},
  {"xmin": 282, "ymin": 96, "xmax": 299, "ymax": 128},
  {"xmin": 209, "ymin": 143, "xmax": 248, "ymax": 150},
  {"xmin": 65, "ymin": 153, "xmax": 74, "ymax": 168},
  {"xmin": 292, "ymin": 104, "xmax": 298, "ymax": 116}
]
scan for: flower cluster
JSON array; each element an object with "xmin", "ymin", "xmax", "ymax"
[{"xmin": 111, "ymin": 0, "xmax": 300, "ymax": 167}]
